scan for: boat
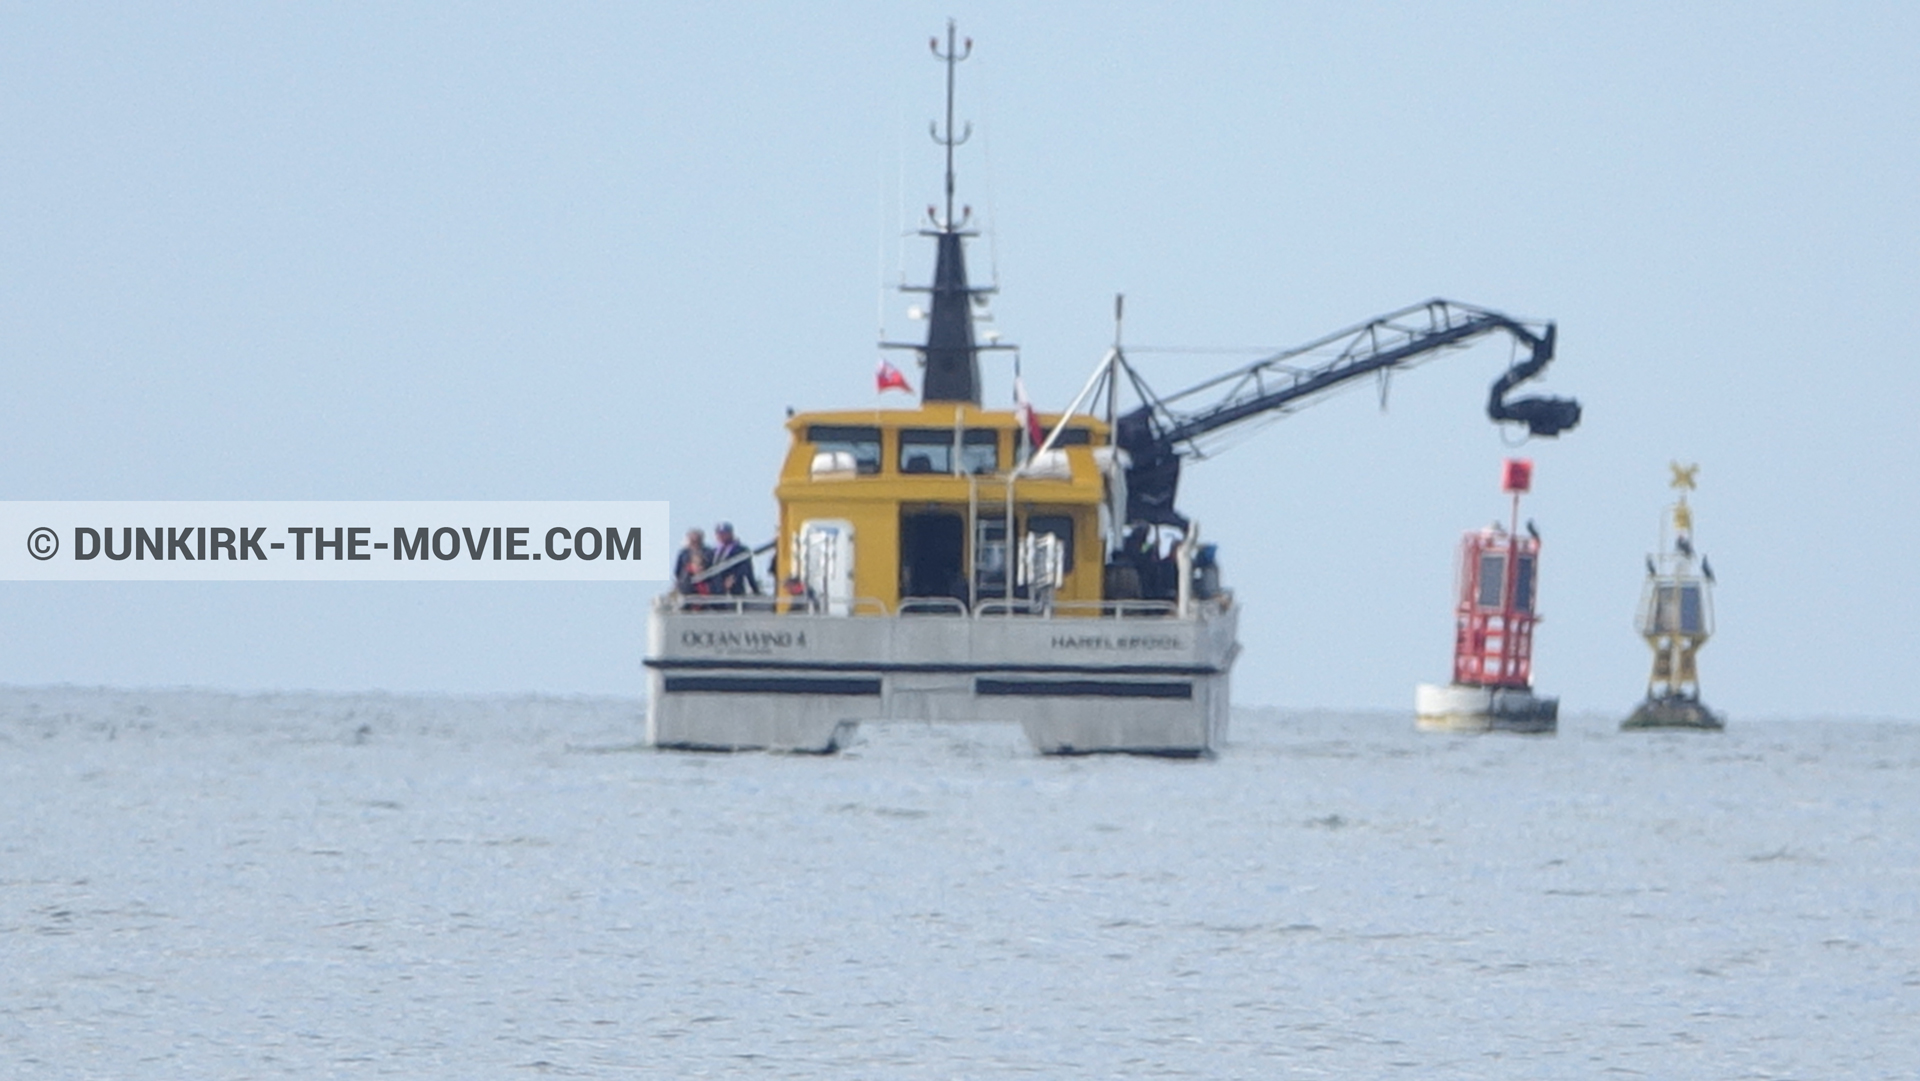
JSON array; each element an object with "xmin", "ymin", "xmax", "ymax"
[{"xmin": 643, "ymin": 24, "xmax": 1582, "ymax": 756}]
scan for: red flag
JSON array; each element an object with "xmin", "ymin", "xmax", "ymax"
[
  {"xmin": 1014, "ymin": 376, "xmax": 1045, "ymax": 448},
  {"xmin": 1501, "ymin": 458, "xmax": 1533, "ymax": 494},
  {"xmin": 876, "ymin": 359, "xmax": 912, "ymax": 394}
]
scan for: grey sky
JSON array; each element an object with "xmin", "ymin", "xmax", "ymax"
[{"xmin": 3, "ymin": 3, "xmax": 1915, "ymax": 718}]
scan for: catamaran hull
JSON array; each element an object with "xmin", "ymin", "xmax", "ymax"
[{"xmin": 646, "ymin": 605, "xmax": 1239, "ymax": 756}]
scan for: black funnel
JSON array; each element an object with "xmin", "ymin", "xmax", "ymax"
[{"xmin": 921, "ymin": 230, "xmax": 980, "ymax": 404}]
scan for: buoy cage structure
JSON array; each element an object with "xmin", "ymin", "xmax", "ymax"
[{"xmin": 1415, "ymin": 458, "xmax": 1559, "ymax": 733}]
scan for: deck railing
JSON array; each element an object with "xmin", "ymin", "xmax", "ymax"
[
  {"xmin": 974, "ymin": 598, "xmax": 1183, "ymax": 619},
  {"xmin": 899, "ymin": 596, "xmax": 969, "ymax": 616},
  {"xmin": 654, "ymin": 592, "xmax": 892, "ymax": 616},
  {"xmin": 656, "ymin": 591, "xmax": 1228, "ymax": 620}
]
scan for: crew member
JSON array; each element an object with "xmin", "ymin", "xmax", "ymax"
[
  {"xmin": 674, "ymin": 528, "xmax": 713, "ymax": 595},
  {"xmin": 711, "ymin": 522, "xmax": 758, "ymax": 595}
]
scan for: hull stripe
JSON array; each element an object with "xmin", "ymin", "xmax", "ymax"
[
  {"xmin": 646, "ymin": 658, "xmax": 1218, "ymax": 676},
  {"xmin": 975, "ymin": 678, "xmax": 1194, "ymax": 699},
  {"xmin": 662, "ymin": 676, "xmax": 883, "ymax": 696}
]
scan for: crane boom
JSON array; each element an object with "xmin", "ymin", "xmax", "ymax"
[{"xmin": 1113, "ymin": 299, "xmax": 1581, "ymax": 525}]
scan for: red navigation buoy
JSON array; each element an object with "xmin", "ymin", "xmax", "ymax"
[{"xmin": 1415, "ymin": 458, "xmax": 1559, "ymax": 733}]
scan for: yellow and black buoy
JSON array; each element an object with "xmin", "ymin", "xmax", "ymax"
[{"xmin": 1622, "ymin": 463, "xmax": 1724, "ymax": 731}]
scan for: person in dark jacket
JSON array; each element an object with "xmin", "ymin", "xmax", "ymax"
[{"xmin": 710, "ymin": 522, "xmax": 759, "ymax": 595}]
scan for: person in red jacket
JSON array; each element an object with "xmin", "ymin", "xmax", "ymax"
[{"xmin": 673, "ymin": 528, "xmax": 713, "ymax": 595}]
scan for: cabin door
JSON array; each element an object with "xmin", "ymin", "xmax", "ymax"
[
  {"xmin": 796, "ymin": 519, "xmax": 856, "ymax": 616},
  {"xmin": 972, "ymin": 514, "xmax": 1010, "ymax": 603},
  {"xmin": 899, "ymin": 511, "xmax": 966, "ymax": 604}
]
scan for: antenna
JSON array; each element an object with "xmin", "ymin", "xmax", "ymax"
[
  {"xmin": 877, "ymin": 23, "xmax": 1008, "ymax": 404},
  {"xmin": 929, "ymin": 20, "xmax": 972, "ymax": 230}
]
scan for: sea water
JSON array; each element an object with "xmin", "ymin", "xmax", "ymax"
[{"xmin": 3, "ymin": 686, "xmax": 1916, "ymax": 1078}]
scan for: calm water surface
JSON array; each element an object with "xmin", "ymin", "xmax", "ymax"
[{"xmin": 3, "ymin": 687, "xmax": 1916, "ymax": 1078}]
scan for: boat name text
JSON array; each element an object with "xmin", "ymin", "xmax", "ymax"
[
  {"xmin": 1050, "ymin": 634, "xmax": 1185, "ymax": 651},
  {"xmin": 680, "ymin": 629, "xmax": 809, "ymax": 653}
]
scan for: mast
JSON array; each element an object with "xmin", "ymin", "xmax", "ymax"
[{"xmin": 914, "ymin": 21, "xmax": 984, "ymax": 405}]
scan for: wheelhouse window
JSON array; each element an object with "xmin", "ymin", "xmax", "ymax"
[
  {"xmin": 899, "ymin": 430, "xmax": 954, "ymax": 474},
  {"xmin": 807, "ymin": 425, "xmax": 881, "ymax": 475},
  {"xmin": 960, "ymin": 429, "xmax": 999, "ymax": 475},
  {"xmin": 1023, "ymin": 425, "xmax": 1094, "ymax": 453},
  {"xmin": 898, "ymin": 429, "xmax": 1002, "ymax": 475}
]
